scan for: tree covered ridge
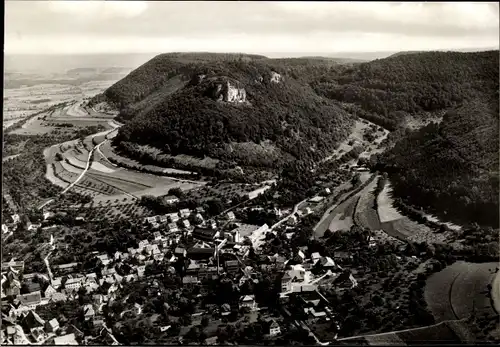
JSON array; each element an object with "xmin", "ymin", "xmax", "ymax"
[
  {"xmin": 312, "ymin": 50, "xmax": 499, "ymax": 130},
  {"xmin": 112, "ymin": 60, "xmax": 354, "ymax": 168},
  {"xmin": 377, "ymin": 96, "xmax": 499, "ymax": 227}
]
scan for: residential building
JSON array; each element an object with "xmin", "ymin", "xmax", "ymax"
[
  {"xmin": 193, "ymin": 227, "xmax": 218, "ymax": 242},
  {"xmin": 133, "ymin": 303, "xmax": 142, "ymax": 315},
  {"xmin": 268, "ymin": 320, "xmax": 281, "ymax": 337},
  {"xmin": 83, "ymin": 304, "xmax": 95, "ymax": 320},
  {"xmin": 2, "ymin": 224, "xmax": 9, "ymax": 234},
  {"xmin": 193, "ymin": 213, "xmax": 204, "ymax": 224},
  {"xmin": 287, "ymin": 214, "xmax": 298, "ymax": 225},
  {"xmin": 308, "ymin": 196, "xmax": 324, "ymax": 203},
  {"xmin": 174, "ymin": 247, "xmax": 186, "ymax": 257},
  {"xmin": 17, "ymin": 292, "xmax": 42, "ymax": 311},
  {"xmin": 187, "ymin": 247, "xmax": 215, "ymax": 260},
  {"xmin": 44, "ymin": 285, "xmax": 57, "ymax": 298},
  {"xmin": 49, "ymin": 292, "xmax": 67, "ymax": 303},
  {"xmin": 224, "ymin": 260, "xmax": 239, "ymax": 274},
  {"xmin": 226, "ymin": 211, "xmax": 236, "ymax": 221},
  {"xmin": 54, "ymin": 263, "xmax": 78, "ymax": 274},
  {"xmin": 181, "ymin": 219, "xmax": 191, "ymax": 229},
  {"xmin": 53, "ymin": 333, "xmax": 78, "ymax": 345},
  {"xmin": 164, "ymin": 196, "xmax": 180, "ymax": 204},
  {"xmin": 179, "ymin": 208, "xmax": 191, "ymax": 218},
  {"xmin": 138, "ymin": 239, "xmax": 150, "ymax": 250},
  {"xmin": 168, "ymin": 213, "xmax": 180, "ymax": 223},
  {"xmin": 204, "ymin": 336, "xmax": 218, "ymax": 345},
  {"xmin": 45, "ymin": 318, "xmax": 60, "ymax": 333},
  {"xmin": 136, "ymin": 265, "xmax": 146, "ymax": 278},
  {"xmin": 64, "ymin": 278, "xmax": 83, "ymax": 291},
  {"xmin": 153, "ymin": 231, "xmax": 162, "ymax": 241},
  {"xmin": 182, "ymin": 276, "xmax": 199, "ymax": 285},
  {"xmin": 159, "ymin": 215, "xmax": 169, "ymax": 224},
  {"xmin": 167, "ymin": 222, "xmax": 179, "ymax": 233},
  {"xmin": 240, "ymin": 294, "xmax": 257, "ymax": 310},
  {"xmin": 1, "ymin": 261, "xmax": 25, "ymax": 273}
]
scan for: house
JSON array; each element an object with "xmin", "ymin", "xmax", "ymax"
[
  {"xmin": 153, "ymin": 231, "xmax": 162, "ymax": 241},
  {"xmin": 226, "ymin": 211, "xmax": 236, "ymax": 221},
  {"xmin": 187, "ymin": 247, "xmax": 215, "ymax": 260},
  {"xmin": 287, "ymin": 214, "xmax": 298, "ymax": 225},
  {"xmin": 45, "ymin": 318, "xmax": 60, "ymax": 333},
  {"xmin": 308, "ymin": 196, "xmax": 324, "ymax": 203},
  {"xmin": 136, "ymin": 265, "xmax": 146, "ymax": 278},
  {"xmin": 17, "ymin": 292, "xmax": 41, "ymax": 310},
  {"xmin": 92, "ymin": 316, "xmax": 105, "ymax": 329},
  {"xmin": 311, "ymin": 252, "xmax": 322, "ymax": 263},
  {"xmin": 204, "ymin": 336, "xmax": 218, "ymax": 345},
  {"xmin": 1, "ymin": 261, "xmax": 25, "ymax": 273},
  {"xmin": 193, "ymin": 213, "xmax": 204, "ymax": 224},
  {"xmin": 145, "ymin": 216, "xmax": 157, "ymax": 224},
  {"xmin": 53, "ymin": 333, "xmax": 78, "ymax": 345},
  {"xmin": 133, "ymin": 303, "xmax": 143, "ymax": 315},
  {"xmin": 31, "ymin": 328, "xmax": 46, "ymax": 343},
  {"xmin": 317, "ymin": 256, "xmax": 338, "ymax": 269},
  {"xmin": 21, "ymin": 310, "xmax": 45, "ymax": 332},
  {"xmin": 164, "ymin": 195, "xmax": 180, "ymax": 205},
  {"xmin": 24, "ymin": 280, "xmax": 41, "ymax": 294},
  {"xmin": 198, "ymin": 266, "xmax": 218, "ymax": 281},
  {"xmin": 159, "ymin": 215, "xmax": 169, "ymax": 224},
  {"xmin": 168, "ymin": 213, "xmax": 180, "ymax": 223},
  {"xmin": 54, "ymin": 263, "xmax": 78, "ymax": 274},
  {"xmin": 49, "ymin": 292, "xmax": 67, "ymax": 303},
  {"xmin": 83, "ymin": 304, "xmax": 95, "ymax": 320},
  {"xmin": 182, "ymin": 276, "xmax": 199, "ymax": 285},
  {"xmin": 167, "ymin": 222, "xmax": 179, "ymax": 233},
  {"xmin": 2, "ymin": 224, "xmax": 9, "ymax": 234},
  {"xmin": 323, "ymin": 187, "xmax": 332, "ymax": 195},
  {"xmin": 333, "ymin": 251, "xmax": 352, "ymax": 263},
  {"xmin": 181, "ymin": 219, "xmax": 191, "ymax": 229},
  {"xmin": 44, "ymin": 285, "xmax": 57, "ymax": 298},
  {"xmin": 268, "ymin": 320, "xmax": 281, "ymax": 337},
  {"xmin": 224, "ymin": 260, "xmax": 239, "ymax": 274},
  {"xmin": 64, "ymin": 277, "xmax": 83, "ymax": 291},
  {"xmin": 193, "ymin": 227, "xmax": 218, "ymax": 242},
  {"xmin": 138, "ymin": 239, "xmax": 150, "ymax": 250},
  {"xmin": 240, "ymin": 295, "xmax": 257, "ymax": 310},
  {"xmin": 207, "ymin": 219, "xmax": 217, "ymax": 229},
  {"xmin": 179, "ymin": 208, "xmax": 191, "ymax": 218},
  {"xmin": 43, "ymin": 211, "xmax": 55, "ymax": 220},
  {"xmin": 174, "ymin": 247, "xmax": 186, "ymax": 257}
]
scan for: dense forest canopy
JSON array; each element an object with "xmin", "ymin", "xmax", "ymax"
[
  {"xmin": 377, "ymin": 97, "xmax": 499, "ymax": 227},
  {"xmin": 312, "ymin": 50, "xmax": 499, "ymax": 130},
  {"xmin": 106, "ymin": 56, "xmax": 354, "ymax": 168}
]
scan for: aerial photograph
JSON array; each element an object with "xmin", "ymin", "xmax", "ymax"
[{"xmin": 2, "ymin": 1, "xmax": 499, "ymax": 345}]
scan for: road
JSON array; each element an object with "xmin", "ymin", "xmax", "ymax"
[{"xmin": 270, "ymin": 197, "xmax": 309, "ymax": 230}]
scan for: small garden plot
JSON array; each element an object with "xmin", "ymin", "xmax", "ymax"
[
  {"xmin": 364, "ymin": 332, "xmax": 405, "ymax": 345},
  {"xmin": 377, "ymin": 182, "xmax": 404, "ymax": 223},
  {"xmin": 78, "ymin": 176, "xmax": 121, "ymax": 195},
  {"xmin": 53, "ymin": 162, "xmax": 80, "ymax": 183},
  {"xmin": 396, "ymin": 321, "xmax": 466, "ymax": 344},
  {"xmin": 425, "ymin": 261, "xmax": 498, "ymax": 323},
  {"xmin": 134, "ymin": 181, "xmax": 202, "ymax": 198},
  {"xmin": 63, "ymin": 152, "xmax": 87, "ymax": 169},
  {"xmin": 45, "ymin": 163, "xmax": 69, "ymax": 189},
  {"xmin": 450, "ymin": 262, "xmax": 498, "ymax": 319},
  {"xmin": 379, "ymin": 221, "xmax": 408, "ymax": 242},
  {"xmin": 60, "ymin": 159, "xmax": 84, "ymax": 175},
  {"xmin": 86, "ymin": 172, "xmax": 150, "ymax": 194},
  {"xmin": 10, "ymin": 117, "xmax": 54, "ymax": 135},
  {"xmin": 90, "ymin": 161, "xmax": 116, "ymax": 173},
  {"xmin": 327, "ymin": 196, "xmax": 359, "ymax": 232},
  {"xmin": 355, "ymin": 177, "xmax": 381, "ymax": 231}
]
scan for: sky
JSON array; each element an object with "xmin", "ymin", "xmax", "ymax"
[{"xmin": 5, "ymin": 1, "xmax": 500, "ymax": 56}]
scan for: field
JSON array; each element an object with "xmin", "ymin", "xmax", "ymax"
[
  {"xmin": 42, "ymin": 121, "xmax": 205, "ymax": 205},
  {"xmin": 376, "ymin": 183, "xmax": 403, "ymax": 223},
  {"xmin": 8, "ymin": 103, "xmax": 113, "ymax": 136},
  {"xmin": 354, "ymin": 176, "xmax": 382, "ymax": 231},
  {"xmin": 100, "ymin": 141, "xmax": 201, "ymax": 175},
  {"xmin": 425, "ymin": 261, "xmax": 498, "ymax": 322}
]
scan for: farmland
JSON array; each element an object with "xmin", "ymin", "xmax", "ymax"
[{"xmin": 425, "ymin": 261, "xmax": 499, "ymax": 322}]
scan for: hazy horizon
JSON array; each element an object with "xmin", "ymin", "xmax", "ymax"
[{"xmin": 5, "ymin": 1, "xmax": 499, "ymax": 56}]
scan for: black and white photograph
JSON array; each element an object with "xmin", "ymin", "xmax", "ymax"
[{"xmin": 2, "ymin": 1, "xmax": 499, "ymax": 345}]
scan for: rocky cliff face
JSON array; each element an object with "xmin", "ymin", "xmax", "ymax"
[
  {"xmin": 205, "ymin": 78, "xmax": 247, "ymax": 103},
  {"xmin": 270, "ymin": 71, "xmax": 282, "ymax": 83}
]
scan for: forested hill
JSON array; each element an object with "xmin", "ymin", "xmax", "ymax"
[
  {"xmin": 111, "ymin": 58, "xmax": 354, "ymax": 169},
  {"xmin": 312, "ymin": 50, "xmax": 499, "ymax": 130},
  {"xmin": 377, "ymin": 95, "xmax": 499, "ymax": 227}
]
